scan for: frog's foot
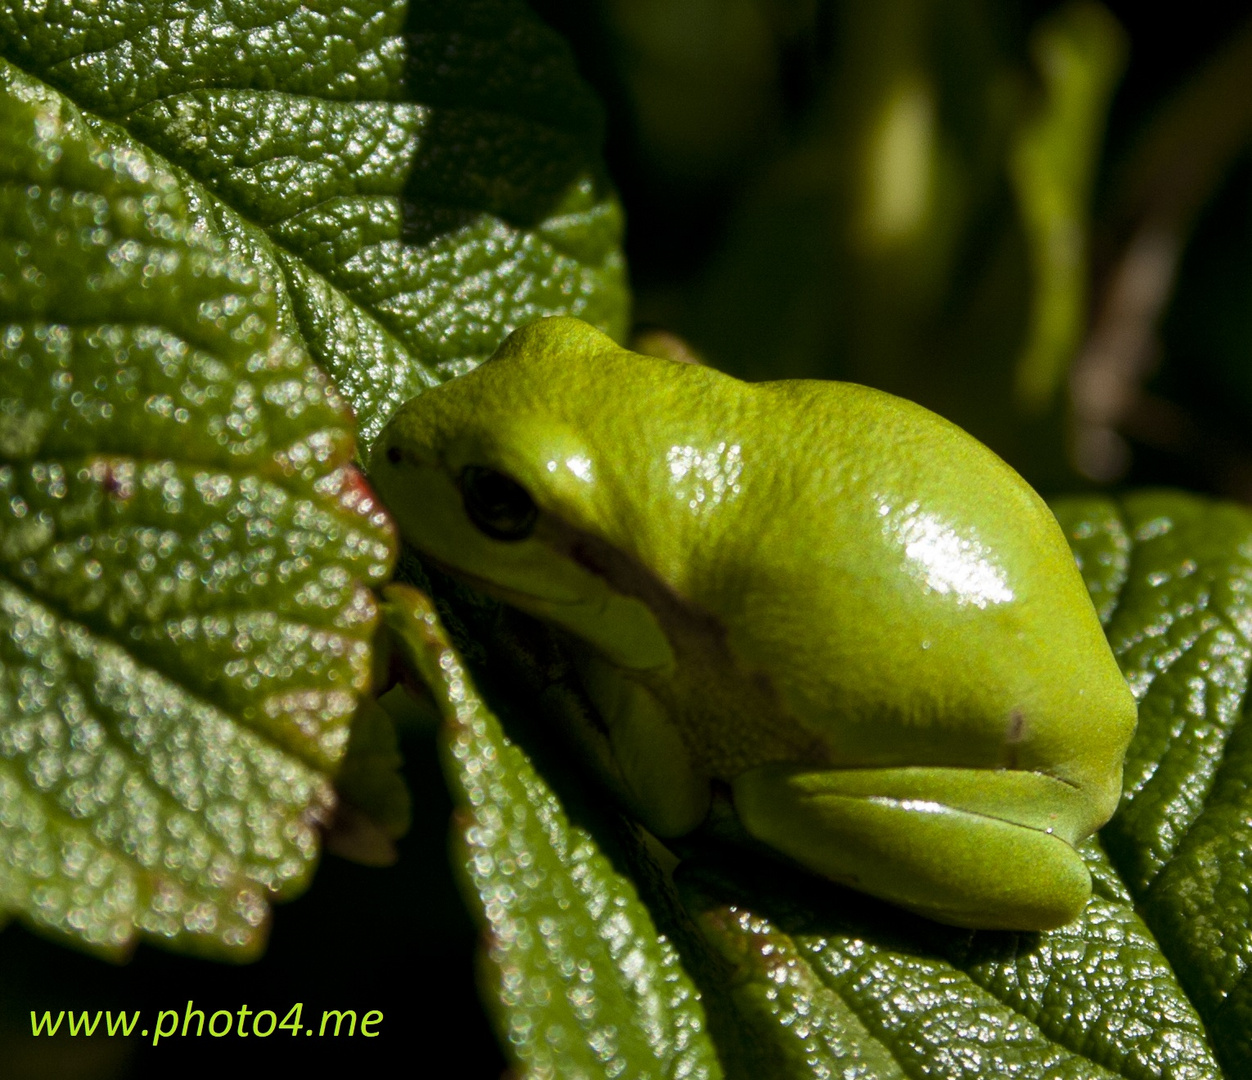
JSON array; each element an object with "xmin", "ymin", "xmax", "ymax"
[{"xmin": 732, "ymin": 764, "xmax": 1096, "ymax": 930}]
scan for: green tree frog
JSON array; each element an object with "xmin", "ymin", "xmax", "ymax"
[{"xmin": 370, "ymin": 317, "xmax": 1136, "ymax": 931}]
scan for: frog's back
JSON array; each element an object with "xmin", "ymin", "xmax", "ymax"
[{"xmin": 674, "ymin": 376, "xmax": 1127, "ymax": 807}]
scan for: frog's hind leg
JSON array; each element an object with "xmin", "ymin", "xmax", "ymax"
[{"xmin": 731, "ymin": 763, "xmax": 1094, "ymax": 930}]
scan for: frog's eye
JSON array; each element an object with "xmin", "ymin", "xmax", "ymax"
[{"xmin": 461, "ymin": 466, "xmax": 538, "ymax": 541}]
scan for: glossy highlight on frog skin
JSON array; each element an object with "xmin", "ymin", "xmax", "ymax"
[
  {"xmin": 878, "ymin": 498, "xmax": 1016, "ymax": 609},
  {"xmin": 370, "ymin": 316, "xmax": 1137, "ymax": 931}
]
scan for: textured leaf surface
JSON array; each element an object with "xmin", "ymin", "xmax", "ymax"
[
  {"xmin": 412, "ymin": 491, "xmax": 1252, "ymax": 1077},
  {"xmin": 383, "ymin": 582, "xmax": 722, "ymax": 1080},
  {"xmin": 1, "ymin": 0, "xmax": 627, "ymax": 967},
  {"xmin": 0, "ymin": 63, "xmax": 394, "ymax": 957},
  {"xmin": 0, "ymin": 0, "xmax": 630, "ymax": 454},
  {"xmin": 676, "ymin": 842, "xmax": 1215, "ymax": 1080},
  {"xmin": 1057, "ymin": 492, "xmax": 1252, "ymax": 1076}
]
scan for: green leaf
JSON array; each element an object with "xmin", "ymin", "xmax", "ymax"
[
  {"xmin": 0, "ymin": 63, "xmax": 394, "ymax": 958},
  {"xmin": 405, "ymin": 490, "xmax": 1252, "ymax": 1077},
  {"xmin": 0, "ymin": 0, "xmax": 630, "ymax": 455},
  {"xmin": 675, "ymin": 841, "xmax": 1216, "ymax": 1079},
  {"xmin": 382, "ymin": 582, "xmax": 724, "ymax": 1080},
  {"xmin": 1, "ymin": 0, "xmax": 629, "ymax": 970},
  {"xmin": 1057, "ymin": 491, "xmax": 1252, "ymax": 1075}
]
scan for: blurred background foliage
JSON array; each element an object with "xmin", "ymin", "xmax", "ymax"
[{"xmin": 536, "ymin": 0, "xmax": 1252, "ymax": 501}]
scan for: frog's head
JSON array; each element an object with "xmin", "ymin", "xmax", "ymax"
[{"xmin": 369, "ymin": 318, "xmax": 676, "ymax": 670}]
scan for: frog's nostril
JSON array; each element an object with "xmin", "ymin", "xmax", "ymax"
[{"xmin": 386, "ymin": 446, "xmax": 402, "ymax": 464}]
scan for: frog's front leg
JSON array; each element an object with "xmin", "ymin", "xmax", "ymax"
[
  {"xmin": 577, "ymin": 656, "xmax": 711, "ymax": 837},
  {"xmin": 731, "ymin": 764, "xmax": 1097, "ymax": 930}
]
